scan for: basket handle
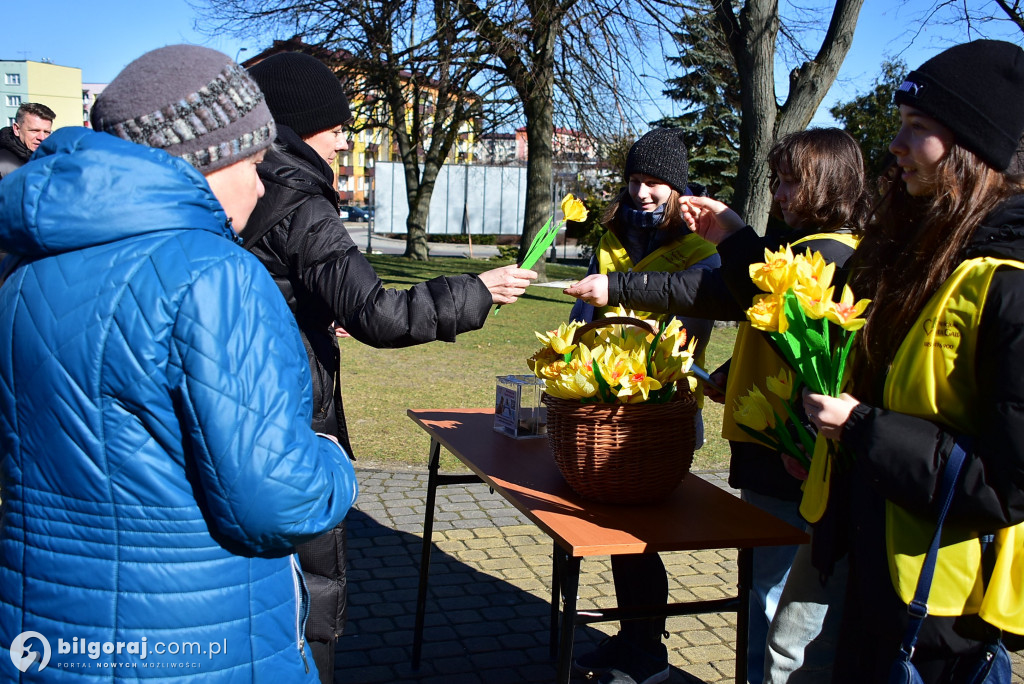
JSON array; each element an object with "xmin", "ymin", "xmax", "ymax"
[{"xmin": 571, "ymin": 316, "xmax": 657, "ymax": 344}]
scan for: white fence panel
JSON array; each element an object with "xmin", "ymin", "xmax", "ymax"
[{"xmin": 374, "ymin": 162, "xmax": 527, "ymax": 235}]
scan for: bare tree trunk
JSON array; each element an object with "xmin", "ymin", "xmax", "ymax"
[
  {"xmin": 403, "ymin": 159, "xmax": 445, "ymax": 260},
  {"xmin": 519, "ymin": 67, "xmax": 555, "ymax": 280},
  {"xmin": 715, "ymin": 0, "xmax": 864, "ymax": 235},
  {"xmin": 403, "ymin": 174, "xmax": 432, "ymax": 260},
  {"xmin": 718, "ymin": 0, "xmax": 779, "ymax": 235}
]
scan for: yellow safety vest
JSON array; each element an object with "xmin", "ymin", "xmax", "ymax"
[
  {"xmin": 595, "ymin": 230, "xmax": 718, "ymax": 406},
  {"xmin": 722, "ymin": 233, "xmax": 860, "ymax": 443},
  {"xmin": 883, "ymin": 256, "xmax": 1024, "ymax": 634}
]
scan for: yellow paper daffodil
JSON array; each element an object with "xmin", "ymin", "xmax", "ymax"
[
  {"xmin": 824, "ymin": 284, "xmax": 871, "ymax": 330},
  {"xmin": 733, "ymin": 386, "xmax": 776, "ymax": 432},
  {"xmin": 746, "ymin": 293, "xmax": 788, "ymax": 334},
  {"xmin": 749, "ymin": 246, "xmax": 797, "ymax": 295},
  {"xmin": 527, "ymin": 346, "xmax": 564, "ymax": 377},
  {"xmin": 561, "ymin": 193, "xmax": 589, "ymax": 223},
  {"xmin": 620, "ymin": 370, "xmax": 663, "ymax": 403},
  {"xmin": 765, "ymin": 367, "xmax": 795, "ymax": 401},
  {"xmin": 794, "ymin": 285, "xmax": 835, "ymax": 320},
  {"xmin": 534, "ymin": 321, "xmax": 583, "ymax": 355},
  {"xmin": 545, "ymin": 368, "xmax": 598, "ymax": 400},
  {"xmin": 792, "ymin": 250, "xmax": 836, "ymax": 296}
]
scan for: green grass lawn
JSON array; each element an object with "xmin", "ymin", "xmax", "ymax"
[{"xmin": 338, "ymin": 254, "xmax": 737, "ymax": 472}]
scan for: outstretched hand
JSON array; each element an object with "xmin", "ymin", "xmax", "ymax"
[
  {"xmin": 478, "ymin": 265, "xmax": 537, "ymax": 305},
  {"xmin": 679, "ymin": 196, "xmax": 746, "ymax": 244},
  {"xmin": 563, "ymin": 274, "xmax": 609, "ymax": 308}
]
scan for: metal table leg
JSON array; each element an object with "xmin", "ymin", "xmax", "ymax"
[
  {"xmin": 554, "ymin": 545, "xmax": 581, "ymax": 684},
  {"xmin": 736, "ymin": 547, "xmax": 752, "ymax": 684},
  {"xmin": 412, "ymin": 439, "xmax": 442, "ymax": 669},
  {"xmin": 412, "ymin": 439, "xmax": 480, "ymax": 669},
  {"xmin": 550, "ymin": 544, "xmax": 561, "ymax": 659}
]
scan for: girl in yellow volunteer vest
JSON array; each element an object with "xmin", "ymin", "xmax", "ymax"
[
  {"xmin": 567, "ymin": 129, "xmax": 869, "ymax": 684},
  {"xmin": 804, "ymin": 40, "xmax": 1024, "ymax": 683},
  {"xmin": 569, "ymin": 128, "xmax": 719, "ymax": 683}
]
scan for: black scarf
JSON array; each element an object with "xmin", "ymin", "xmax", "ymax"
[
  {"xmin": 617, "ymin": 203, "xmax": 693, "ymax": 265},
  {"xmin": 274, "ymin": 124, "xmax": 337, "ymax": 182},
  {"xmin": 0, "ymin": 127, "xmax": 32, "ymax": 163}
]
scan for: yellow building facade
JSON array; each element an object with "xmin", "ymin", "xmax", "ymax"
[{"xmin": 0, "ymin": 60, "xmax": 82, "ymax": 129}]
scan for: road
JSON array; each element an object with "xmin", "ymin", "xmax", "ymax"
[{"xmin": 342, "ymin": 222, "xmax": 585, "ymax": 261}]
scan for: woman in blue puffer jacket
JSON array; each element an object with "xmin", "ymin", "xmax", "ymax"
[{"xmin": 0, "ymin": 45, "xmax": 358, "ymax": 682}]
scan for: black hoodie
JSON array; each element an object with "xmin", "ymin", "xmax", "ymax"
[{"xmin": 0, "ymin": 126, "xmax": 32, "ymax": 179}]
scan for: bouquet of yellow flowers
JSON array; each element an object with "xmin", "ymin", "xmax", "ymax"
[
  {"xmin": 735, "ymin": 246, "xmax": 871, "ymax": 521},
  {"xmin": 745, "ymin": 245, "xmax": 869, "ymax": 395},
  {"xmin": 528, "ymin": 308, "xmax": 697, "ymax": 404}
]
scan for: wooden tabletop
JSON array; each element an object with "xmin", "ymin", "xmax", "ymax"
[{"xmin": 408, "ymin": 408, "xmax": 808, "ymax": 557}]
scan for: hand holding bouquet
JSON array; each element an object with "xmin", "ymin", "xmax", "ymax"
[{"xmin": 736, "ymin": 246, "xmax": 870, "ymax": 521}]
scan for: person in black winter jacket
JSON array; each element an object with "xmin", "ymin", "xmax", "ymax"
[
  {"xmin": 805, "ymin": 40, "xmax": 1024, "ymax": 682},
  {"xmin": 245, "ymin": 51, "xmax": 535, "ymax": 683},
  {"xmin": 0, "ymin": 102, "xmax": 54, "ymax": 180}
]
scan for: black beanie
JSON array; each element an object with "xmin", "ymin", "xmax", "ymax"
[
  {"xmin": 624, "ymin": 128, "xmax": 689, "ymax": 194},
  {"xmin": 894, "ymin": 39, "xmax": 1024, "ymax": 171},
  {"xmin": 248, "ymin": 52, "xmax": 352, "ymax": 138}
]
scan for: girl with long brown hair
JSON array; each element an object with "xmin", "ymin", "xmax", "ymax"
[{"xmin": 804, "ymin": 39, "xmax": 1024, "ymax": 682}]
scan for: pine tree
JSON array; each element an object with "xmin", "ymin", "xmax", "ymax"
[
  {"xmin": 656, "ymin": 4, "xmax": 741, "ymax": 203},
  {"xmin": 829, "ymin": 59, "xmax": 907, "ymax": 181}
]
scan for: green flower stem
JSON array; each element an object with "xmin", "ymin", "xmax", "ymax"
[
  {"xmin": 738, "ymin": 425, "xmax": 784, "ymax": 453},
  {"xmin": 494, "ymin": 216, "xmax": 557, "ymax": 315},
  {"xmin": 779, "ymin": 398, "xmax": 816, "ymax": 459},
  {"xmin": 521, "ymin": 217, "xmax": 558, "ymax": 269}
]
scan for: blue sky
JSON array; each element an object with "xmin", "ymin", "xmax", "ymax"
[{"xmin": 2, "ymin": 0, "xmax": 1021, "ymax": 126}]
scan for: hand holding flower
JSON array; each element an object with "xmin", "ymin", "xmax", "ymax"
[
  {"xmin": 802, "ymin": 389, "xmax": 860, "ymax": 441},
  {"xmin": 781, "ymin": 454, "xmax": 809, "ymax": 481},
  {"xmin": 479, "ymin": 265, "xmax": 537, "ymax": 304},
  {"xmin": 564, "ymin": 273, "xmax": 610, "ymax": 307}
]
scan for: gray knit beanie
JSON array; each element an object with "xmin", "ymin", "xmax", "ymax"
[
  {"xmin": 91, "ymin": 45, "xmax": 275, "ymax": 173},
  {"xmin": 247, "ymin": 52, "xmax": 352, "ymax": 138},
  {"xmin": 624, "ymin": 128, "xmax": 689, "ymax": 194}
]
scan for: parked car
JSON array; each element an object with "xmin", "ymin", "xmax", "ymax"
[{"xmin": 347, "ymin": 206, "xmax": 372, "ymax": 222}]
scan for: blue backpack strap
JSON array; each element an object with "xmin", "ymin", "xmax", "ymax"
[{"xmin": 897, "ymin": 442, "xmax": 968, "ymax": 660}]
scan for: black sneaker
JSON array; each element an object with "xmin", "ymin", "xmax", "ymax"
[
  {"xmin": 572, "ymin": 634, "xmax": 633, "ymax": 676},
  {"xmin": 596, "ymin": 642, "xmax": 669, "ymax": 684}
]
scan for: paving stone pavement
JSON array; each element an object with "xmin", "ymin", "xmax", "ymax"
[{"xmin": 332, "ymin": 466, "xmax": 1024, "ymax": 684}]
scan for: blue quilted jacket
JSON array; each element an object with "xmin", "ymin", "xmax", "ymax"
[{"xmin": 0, "ymin": 129, "xmax": 359, "ymax": 681}]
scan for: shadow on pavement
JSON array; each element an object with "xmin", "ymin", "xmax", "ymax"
[{"xmin": 332, "ymin": 508, "xmax": 707, "ymax": 684}]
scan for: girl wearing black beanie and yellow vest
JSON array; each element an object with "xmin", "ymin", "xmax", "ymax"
[
  {"xmin": 569, "ymin": 128, "xmax": 720, "ymax": 684},
  {"xmin": 804, "ymin": 39, "xmax": 1024, "ymax": 682}
]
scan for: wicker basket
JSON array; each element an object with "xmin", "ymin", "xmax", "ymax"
[{"xmin": 541, "ymin": 316, "xmax": 698, "ymax": 505}]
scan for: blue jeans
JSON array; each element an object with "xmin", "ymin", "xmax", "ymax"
[
  {"xmin": 764, "ymin": 538, "xmax": 848, "ymax": 684},
  {"xmin": 740, "ymin": 490, "xmax": 807, "ymax": 684}
]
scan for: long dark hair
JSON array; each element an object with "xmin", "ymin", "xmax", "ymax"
[
  {"xmin": 847, "ymin": 144, "xmax": 1024, "ymax": 399},
  {"xmin": 768, "ymin": 128, "xmax": 870, "ymax": 232}
]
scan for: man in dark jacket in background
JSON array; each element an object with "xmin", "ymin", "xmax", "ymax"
[
  {"xmin": 245, "ymin": 51, "xmax": 535, "ymax": 682},
  {"xmin": 0, "ymin": 102, "xmax": 54, "ymax": 179}
]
